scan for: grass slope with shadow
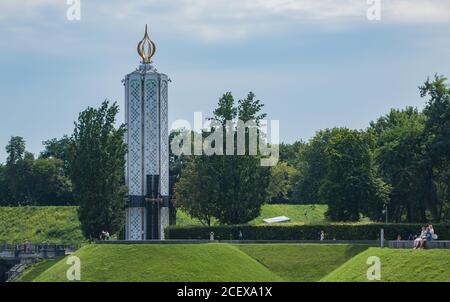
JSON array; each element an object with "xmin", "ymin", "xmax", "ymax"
[
  {"xmin": 236, "ymin": 244, "xmax": 370, "ymax": 281},
  {"xmin": 32, "ymin": 243, "xmax": 283, "ymax": 282},
  {"xmin": 321, "ymin": 247, "xmax": 450, "ymax": 282}
]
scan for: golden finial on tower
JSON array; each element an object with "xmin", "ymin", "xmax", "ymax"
[{"xmin": 137, "ymin": 25, "xmax": 156, "ymax": 64}]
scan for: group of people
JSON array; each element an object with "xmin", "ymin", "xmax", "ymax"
[{"xmin": 412, "ymin": 225, "xmax": 437, "ymax": 249}]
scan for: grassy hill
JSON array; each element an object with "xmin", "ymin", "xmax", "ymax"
[
  {"xmin": 176, "ymin": 204, "xmax": 328, "ymax": 226},
  {"xmin": 0, "ymin": 204, "xmax": 327, "ymax": 244},
  {"xmin": 31, "ymin": 243, "xmax": 283, "ymax": 282},
  {"xmin": 321, "ymin": 247, "xmax": 450, "ymax": 282},
  {"xmin": 20, "ymin": 243, "xmax": 369, "ymax": 282},
  {"xmin": 236, "ymin": 244, "xmax": 369, "ymax": 281},
  {"xmin": 16, "ymin": 258, "xmax": 63, "ymax": 282},
  {"xmin": 0, "ymin": 206, "xmax": 84, "ymax": 244}
]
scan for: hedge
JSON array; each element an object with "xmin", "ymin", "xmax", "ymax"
[{"xmin": 165, "ymin": 223, "xmax": 450, "ymax": 241}]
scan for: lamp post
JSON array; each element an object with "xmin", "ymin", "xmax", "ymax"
[{"xmin": 382, "ymin": 204, "xmax": 388, "ymax": 224}]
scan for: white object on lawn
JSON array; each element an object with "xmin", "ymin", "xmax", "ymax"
[{"xmin": 263, "ymin": 216, "xmax": 290, "ymax": 224}]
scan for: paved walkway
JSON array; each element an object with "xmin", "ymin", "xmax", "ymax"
[{"xmin": 97, "ymin": 239, "xmax": 379, "ymax": 245}]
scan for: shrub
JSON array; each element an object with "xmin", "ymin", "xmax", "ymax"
[{"xmin": 165, "ymin": 223, "xmax": 450, "ymax": 241}]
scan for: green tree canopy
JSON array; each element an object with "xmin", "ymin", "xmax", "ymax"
[
  {"xmin": 292, "ymin": 129, "xmax": 340, "ymax": 204},
  {"xmin": 174, "ymin": 92, "xmax": 270, "ymax": 225},
  {"xmin": 319, "ymin": 128, "xmax": 390, "ymax": 221},
  {"xmin": 267, "ymin": 162, "xmax": 296, "ymax": 202},
  {"xmin": 421, "ymin": 75, "xmax": 450, "ymax": 221},
  {"xmin": 1, "ymin": 136, "xmax": 73, "ymax": 206},
  {"xmin": 70, "ymin": 100, "xmax": 127, "ymax": 239},
  {"xmin": 370, "ymin": 107, "xmax": 430, "ymax": 222},
  {"xmin": 6, "ymin": 136, "xmax": 25, "ymax": 165}
]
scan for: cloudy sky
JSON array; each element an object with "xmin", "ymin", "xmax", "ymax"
[{"xmin": 0, "ymin": 0, "xmax": 449, "ymax": 162}]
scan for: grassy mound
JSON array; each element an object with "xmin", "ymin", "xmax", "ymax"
[
  {"xmin": 23, "ymin": 243, "xmax": 371, "ymax": 282},
  {"xmin": 321, "ymin": 247, "xmax": 450, "ymax": 282},
  {"xmin": 176, "ymin": 204, "xmax": 328, "ymax": 226},
  {"xmin": 16, "ymin": 258, "xmax": 63, "ymax": 282},
  {"xmin": 32, "ymin": 244, "xmax": 283, "ymax": 282},
  {"xmin": 0, "ymin": 206, "xmax": 84, "ymax": 244},
  {"xmin": 236, "ymin": 244, "xmax": 369, "ymax": 281}
]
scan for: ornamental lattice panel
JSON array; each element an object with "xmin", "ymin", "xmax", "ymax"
[
  {"xmin": 159, "ymin": 79, "xmax": 169, "ymax": 196},
  {"xmin": 128, "ymin": 207, "xmax": 144, "ymax": 240},
  {"xmin": 128, "ymin": 80, "xmax": 142, "ymax": 196},
  {"xmin": 144, "ymin": 78, "xmax": 159, "ymax": 180}
]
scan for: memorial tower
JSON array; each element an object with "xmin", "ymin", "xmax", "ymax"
[{"xmin": 124, "ymin": 25, "xmax": 171, "ymax": 240}]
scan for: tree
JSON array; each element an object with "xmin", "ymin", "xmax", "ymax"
[
  {"xmin": 319, "ymin": 128, "xmax": 390, "ymax": 221},
  {"xmin": 70, "ymin": 100, "xmax": 127, "ymax": 239},
  {"xmin": 174, "ymin": 156, "xmax": 217, "ymax": 226},
  {"xmin": 420, "ymin": 75, "xmax": 450, "ymax": 221},
  {"xmin": 370, "ymin": 107, "xmax": 429, "ymax": 222},
  {"xmin": 267, "ymin": 162, "xmax": 296, "ymax": 202},
  {"xmin": 0, "ymin": 164, "xmax": 9, "ymax": 205},
  {"xmin": 279, "ymin": 141, "xmax": 305, "ymax": 167},
  {"xmin": 40, "ymin": 135, "xmax": 73, "ymax": 175},
  {"xmin": 1, "ymin": 136, "xmax": 73, "ymax": 206},
  {"xmin": 6, "ymin": 136, "xmax": 26, "ymax": 165},
  {"xmin": 174, "ymin": 92, "xmax": 270, "ymax": 225},
  {"xmin": 292, "ymin": 129, "xmax": 338, "ymax": 204},
  {"xmin": 212, "ymin": 92, "xmax": 270, "ymax": 224},
  {"xmin": 4, "ymin": 137, "xmax": 32, "ymax": 204},
  {"xmin": 28, "ymin": 158, "xmax": 74, "ymax": 205}
]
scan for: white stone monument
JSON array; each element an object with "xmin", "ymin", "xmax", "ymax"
[{"xmin": 124, "ymin": 25, "xmax": 170, "ymax": 240}]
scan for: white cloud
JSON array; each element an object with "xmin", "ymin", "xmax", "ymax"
[
  {"xmin": 0, "ymin": 0, "xmax": 449, "ymax": 42},
  {"xmin": 387, "ymin": 0, "xmax": 450, "ymax": 23},
  {"xmin": 0, "ymin": 0, "xmax": 64, "ymax": 21}
]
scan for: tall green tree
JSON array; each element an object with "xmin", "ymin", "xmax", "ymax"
[
  {"xmin": 6, "ymin": 136, "xmax": 25, "ymax": 165},
  {"xmin": 292, "ymin": 129, "xmax": 339, "ymax": 204},
  {"xmin": 213, "ymin": 92, "xmax": 270, "ymax": 224},
  {"xmin": 370, "ymin": 107, "xmax": 429, "ymax": 222},
  {"xmin": 4, "ymin": 137, "xmax": 33, "ymax": 204},
  {"xmin": 70, "ymin": 100, "xmax": 127, "ymax": 239},
  {"xmin": 421, "ymin": 75, "xmax": 450, "ymax": 221},
  {"xmin": 174, "ymin": 156, "xmax": 217, "ymax": 226},
  {"xmin": 174, "ymin": 92, "xmax": 270, "ymax": 225},
  {"xmin": 267, "ymin": 162, "xmax": 296, "ymax": 202},
  {"xmin": 319, "ymin": 128, "xmax": 390, "ymax": 221}
]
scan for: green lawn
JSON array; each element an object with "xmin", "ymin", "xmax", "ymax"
[
  {"xmin": 32, "ymin": 243, "xmax": 283, "ymax": 282},
  {"xmin": 249, "ymin": 204, "xmax": 327, "ymax": 225},
  {"xmin": 0, "ymin": 206, "xmax": 84, "ymax": 245},
  {"xmin": 176, "ymin": 204, "xmax": 328, "ymax": 226},
  {"xmin": 321, "ymin": 247, "xmax": 450, "ymax": 282},
  {"xmin": 0, "ymin": 204, "xmax": 328, "ymax": 244},
  {"xmin": 22, "ymin": 243, "xmax": 374, "ymax": 282},
  {"xmin": 16, "ymin": 257, "xmax": 63, "ymax": 282},
  {"xmin": 0, "ymin": 204, "xmax": 365, "ymax": 244},
  {"xmin": 175, "ymin": 209, "xmax": 212, "ymax": 226},
  {"xmin": 236, "ymin": 244, "xmax": 369, "ymax": 281}
]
